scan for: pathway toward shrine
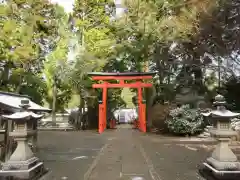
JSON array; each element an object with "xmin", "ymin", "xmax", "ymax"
[{"xmin": 37, "ymin": 125, "xmax": 240, "ymax": 180}]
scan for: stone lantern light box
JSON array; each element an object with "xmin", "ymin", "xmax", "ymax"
[
  {"xmin": 0, "ymin": 99, "xmax": 48, "ymax": 179},
  {"xmin": 201, "ymin": 94, "xmax": 240, "ymax": 179}
]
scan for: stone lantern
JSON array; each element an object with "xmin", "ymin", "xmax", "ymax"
[
  {"xmin": 0, "ymin": 99, "xmax": 49, "ymax": 179},
  {"xmin": 200, "ymin": 94, "xmax": 240, "ymax": 179}
]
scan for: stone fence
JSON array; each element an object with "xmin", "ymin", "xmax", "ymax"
[{"xmin": 38, "ymin": 113, "xmax": 74, "ymax": 131}]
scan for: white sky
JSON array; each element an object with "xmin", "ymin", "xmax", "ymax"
[
  {"xmin": 50, "ymin": 0, "xmax": 125, "ymax": 16},
  {"xmin": 50, "ymin": 0, "xmax": 74, "ymax": 13}
]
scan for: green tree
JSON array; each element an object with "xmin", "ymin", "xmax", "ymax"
[
  {"xmin": 43, "ymin": 5, "xmax": 73, "ymax": 121},
  {"xmin": 0, "ymin": 0, "xmax": 66, "ymax": 105},
  {"xmin": 69, "ymin": 0, "xmax": 118, "ymax": 128},
  {"xmin": 106, "ymin": 0, "xmax": 220, "ymax": 129}
]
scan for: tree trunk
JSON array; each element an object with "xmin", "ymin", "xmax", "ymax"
[
  {"xmin": 52, "ymin": 77, "xmax": 57, "ymax": 124},
  {"xmin": 79, "ymin": 97, "xmax": 85, "ymax": 125},
  {"xmin": 154, "ymin": 43, "xmax": 168, "ymax": 94},
  {"xmin": 87, "ymin": 104, "xmax": 98, "ymax": 129},
  {"xmin": 146, "ymin": 85, "xmax": 156, "ymax": 131},
  {"xmin": 0, "ymin": 63, "xmax": 11, "ymax": 90},
  {"xmin": 15, "ymin": 75, "xmax": 22, "ymax": 93}
]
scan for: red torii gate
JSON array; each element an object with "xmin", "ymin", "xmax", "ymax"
[{"xmin": 88, "ymin": 72, "xmax": 155, "ymax": 134}]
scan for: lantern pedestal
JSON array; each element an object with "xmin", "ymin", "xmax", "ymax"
[
  {"xmin": 207, "ymin": 136, "xmax": 240, "ymax": 170},
  {"xmin": 201, "ymin": 135, "xmax": 240, "ymax": 180}
]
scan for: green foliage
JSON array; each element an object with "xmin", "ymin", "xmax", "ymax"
[
  {"xmin": 73, "ymin": 0, "xmax": 115, "ymax": 63},
  {"xmin": 223, "ymin": 76, "xmax": 240, "ymax": 111},
  {"xmin": 110, "ymin": 0, "xmax": 220, "ymax": 103},
  {"xmin": 18, "ymin": 73, "xmax": 47, "ymax": 105},
  {"xmin": 0, "ymin": 0, "xmax": 66, "ymax": 104},
  {"xmin": 42, "ymin": 6, "xmax": 73, "ymax": 111},
  {"xmin": 0, "ymin": 0, "xmax": 235, "ymax": 122},
  {"xmin": 69, "ymin": 0, "xmax": 118, "ymax": 113},
  {"xmin": 165, "ymin": 105, "xmax": 204, "ymax": 135},
  {"xmin": 107, "ymin": 88, "xmax": 126, "ymax": 110},
  {"xmin": 121, "ymin": 88, "xmax": 135, "ymax": 108},
  {"xmin": 122, "ymin": 0, "xmax": 217, "ymax": 42},
  {"xmin": 68, "ymin": 94, "xmax": 80, "ymax": 108}
]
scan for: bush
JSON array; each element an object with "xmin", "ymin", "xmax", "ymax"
[
  {"xmin": 231, "ymin": 118, "xmax": 240, "ymax": 131},
  {"xmin": 165, "ymin": 104, "xmax": 204, "ymax": 135}
]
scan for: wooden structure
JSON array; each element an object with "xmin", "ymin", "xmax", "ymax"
[{"xmin": 88, "ymin": 72, "xmax": 155, "ymax": 133}]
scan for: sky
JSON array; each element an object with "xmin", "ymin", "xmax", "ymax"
[
  {"xmin": 50, "ymin": 0, "xmax": 74, "ymax": 13},
  {"xmin": 50, "ymin": 0, "xmax": 125, "ymax": 17}
]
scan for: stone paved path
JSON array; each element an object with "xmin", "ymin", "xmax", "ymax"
[
  {"xmin": 37, "ymin": 125, "xmax": 240, "ymax": 180},
  {"xmin": 85, "ymin": 126, "xmax": 154, "ymax": 180}
]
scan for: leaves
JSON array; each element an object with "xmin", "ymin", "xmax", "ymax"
[
  {"xmin": 166, "ymin": 104, "xmax": 204, "ymax": 135},
  {"xmin": 121, "ymin": 0, "xmax": 217, "ymax": 43},
  {"xmin": 0, "ymin": 0, "xmax": 235, "ymax": 115},
  {"xmin": 0, "ymin": 0, "xmax": 70, "ymax": 108}
]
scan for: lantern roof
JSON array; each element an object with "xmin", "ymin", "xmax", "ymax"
[
  {"xmin": 201, "ymin": 110, "xmax": 240, "ymax": 118},
  {"xmin": 202, "ymin": 94, "xmax": 240, "ymax": 118},
  {"xmin": 2, "ymin": 111, "xmax": 43, "ymax": 120},
  {"xmin": 213, "ymin": 94, "xmax": 227, "ymax": 106}
]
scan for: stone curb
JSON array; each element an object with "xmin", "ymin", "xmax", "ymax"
[{"xmin": 38, "ymin": 128, "xmax": 75, "ymax": 131}]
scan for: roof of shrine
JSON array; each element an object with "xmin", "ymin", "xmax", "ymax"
[
  {"xmin": 88, "ymin": 72, "xmax": 156, "ymax": 76},
  {"xmin": 2, "ymin": 111, "xmax": 43, "ymax": 120},
  {"xmin": 0, "ymin": 91, "xmax": 51, "ymax": 113}
]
